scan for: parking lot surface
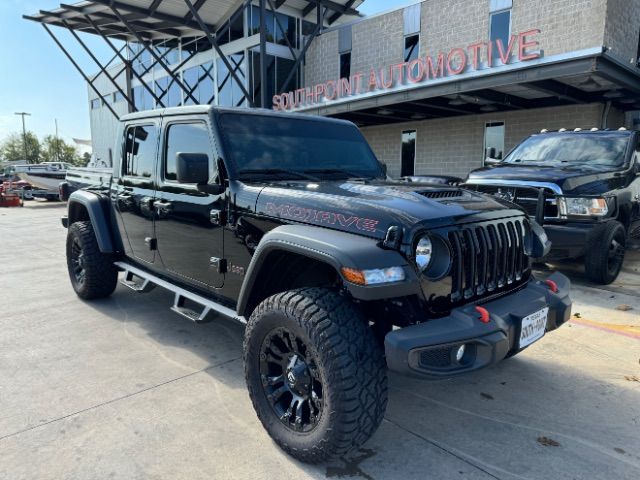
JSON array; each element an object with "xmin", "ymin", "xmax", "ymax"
[{"xmin": 1, "ymin": 201, "xmax": 639, "ymax": 480}]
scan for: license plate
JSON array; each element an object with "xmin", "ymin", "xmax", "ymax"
[{"xmin": 519, "ymin": 307, "xmax": 549, "ymax": 348}]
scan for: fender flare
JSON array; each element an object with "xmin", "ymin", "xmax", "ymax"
[
  {"xmin": 236, "ymin": 224, "xmax": 420, "ymax": 317},
  {"xmin": 67, "ymin": 190, "xmax": 118, "ymax": 253}
]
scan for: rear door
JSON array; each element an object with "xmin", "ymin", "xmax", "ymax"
[
  {"xmin": 154, "ymin": 117, "xmax": 225, "ymax": 289},
  {"xmin": 112, "ymin": 122, "xmax": 159, "ymax": 265}
]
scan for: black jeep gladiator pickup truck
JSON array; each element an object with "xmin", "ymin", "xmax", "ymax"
[
  {"xmin": 466, "ymin": 128, "xmax": 640, "ymax": 284},
  {"xmin": 62, "ymin": 106, "xmax": 571, "ymax": 463}
]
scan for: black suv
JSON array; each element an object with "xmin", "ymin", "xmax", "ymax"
[
  {"xmin": 62, "ymin": 106, "xmax": 571, "ymax": 463},
  {"xmin": 466, "ymin": 128, "xmax": 640, "ymax": 284}
]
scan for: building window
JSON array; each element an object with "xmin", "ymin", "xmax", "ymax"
[
  {"xmin": 489, "ymin": 9, "xmax": 511, "ymax": 64},
  {"xmin": 401, "ymin": 130, "xmax": 416, "ymax": 177},
  {"xmin": 164, "ymin": 122, "xmax": 211, "ymax": 181},
  {"xmin": 636, "ymin": 30, "xmax": 640, "ymax": 68},
  {"xmin": 484, "ymin": 121, "xmax": 505, "ymax": 162},
  {"xmin": 113, "ymin": 91, "xmax": 125, "ymax": 103},
  {"xmin": 340, "ymin": 52, "xmax": 351, "ymax": 79},
  {"xmin": 90, "ymin": 98, "xmax": 101, "ymax": 110},
  {"xmin": 404, "ymin": 34, "xmax": 419, "ymax": 62}
]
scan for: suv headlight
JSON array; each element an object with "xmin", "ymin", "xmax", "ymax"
[
  {"xmin": 415, "ymin": 236, "xmax": 433, "ymax": 271},
  {"xmin": 558, "ymin": 197, "xmax": 608, "ymax": 217},
  {"xmin": 415, "ymin": 234, "xmax": 452, "ymax": 280}
]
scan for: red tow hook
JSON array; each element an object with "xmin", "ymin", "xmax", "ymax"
[
  {"xmin": 475, "ymin": 306, "xmax": 490, "ymax": 324},
  {"xmin": 544, "ymin": 279, "xmax": 558, "ymax": 293}
]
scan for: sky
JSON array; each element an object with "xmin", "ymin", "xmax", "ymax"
[{"xmin": 0, "ymin": 0, "xmax": 406, "ymax": 145}]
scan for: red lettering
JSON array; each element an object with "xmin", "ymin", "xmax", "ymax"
[
  {"xmin": 518, "ymin": 28, "xmax": 541, "ymax": 61},
  {"xmin": 367, "ymin": 69, "xmax": 379, "ymax": 90},
  {"xmin": 315, "ymin": 211, "xmax": 336, "ymax": 224},
  {"xmin": 393, "ymin": 62, "xmax": 406, "ymax": 84},
  {"xmin": 305, "ymin": 87, "xmax": 315, "ymax": 104},
  {"xmin": 325, "ymin": 80, "xmax": 338, "ymax": 100},
  {"xmin": 272, "ymin": 94, "xmax": 281, "ymax": 111},
  {"xmin": 352, "ymin": 73, "xmax": 364, "ymax": 94},
  {"xmin": 407, "ymin": 59, "xmax": 425, "ymax": 83},
  {"xmin": 380, "ymin": 66, "xmax": 394, "ymax": 88},
  {"xmin": 467, "ymin": 42, "xmax": 484, "ymax": 70},
  {"xmin": 487, "ymin": 40, "xmax": 494, "ymax": 66},
  {"xmin": 447, "ymin": 48, "xmax": 467, "ymax": 75},
  {"xmin": 356, "ymin": 218, "xmax": 379, "ymax": 232},
  {"xmin": 340, "ymin": 77, "xmax": 352, "ymax": 96},
  {"xmin": 337, "ymin": 214, "xmax": 358, "ymax": 228},
  {"xmin": 496, "ymin": 35, "xmax": 516, "ymax": 64},
  {"xmin": 314, "ymin": 83, "xmax": 325, "ymax": 102},
  {"xmin": 425, "ymin": 53, "xmax": 444, "ymax": 79}
]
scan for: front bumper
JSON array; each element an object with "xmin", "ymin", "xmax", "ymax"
[
  {"xmin": 384, "ymin": 272, "xmax": 571, "ymax": 378},
  {"xmin": 543, "ymin": 221, "xmax": 613, "ymax": 259}
]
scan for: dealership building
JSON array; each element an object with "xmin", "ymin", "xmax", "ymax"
[{"xmin": 26, "ymin": 0, "xmax": 640, "ymax": 177}]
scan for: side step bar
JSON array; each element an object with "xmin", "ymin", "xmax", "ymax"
[{"xmin": 114, "ymin": 261, "xmax": 246, "ymax": 325}]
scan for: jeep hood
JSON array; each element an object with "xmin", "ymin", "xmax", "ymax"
[
  {"xmin": 466, "ymin": 164, "xmax": 624, "ymax": 194},
  {"xmin": 254, "ymin": 180, "xmax": 523, "ymax": 240}
]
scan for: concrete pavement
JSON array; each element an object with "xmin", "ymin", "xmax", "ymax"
[{"xmin": 1, "ymin": 201, "xmax": 639, "ymax": 480}]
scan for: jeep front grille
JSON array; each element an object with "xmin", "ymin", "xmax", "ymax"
[{"xmin": 448, "ymin": 219, "xmax": 528, "ymax": 303}]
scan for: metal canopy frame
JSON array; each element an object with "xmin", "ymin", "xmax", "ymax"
[{"xmin": 24, "ymin": 0, "xmax": 354, "ymax": 118}]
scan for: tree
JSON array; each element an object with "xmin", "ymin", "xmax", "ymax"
[
  {"xmin": 41, "ymin": 135, "xmax": 83, "ymax": 166},
  {"xmin": 0, "ymin": 132, "xmax": 41, "ymax": 163}
]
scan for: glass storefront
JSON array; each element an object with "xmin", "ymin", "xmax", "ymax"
[{"xmin": 118, "ymin": 5, "xmax": 303, "ymax": 113}]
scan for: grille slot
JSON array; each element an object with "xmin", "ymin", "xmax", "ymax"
[
  {"xmin": 448, "ymin": 219, "xmax": 528, "ymax": 303},
  {"xmin": 418, "ymin": 189, "xmax": 464, "ymax": 199},
  {"xmin": 419, "ymin": 347, "xmax": 453, "ymax": 368}
]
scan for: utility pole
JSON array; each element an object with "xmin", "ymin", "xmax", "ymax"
[{"xmin": 14, "ymin": 112, "xmax": 31, "ymax": 163}]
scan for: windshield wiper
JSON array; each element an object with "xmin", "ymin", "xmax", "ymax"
[
  {"xmin": 303, "ymin": 168, "xmax": 375, "ymax": 180},
  {"xmin": 237, "ymin": 168, "xmax": 320, "ymax": 181}
]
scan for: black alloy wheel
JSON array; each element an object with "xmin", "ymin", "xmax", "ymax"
[
  {"xmin": 259, "ymin": 327, "xmax": 323, "ymax": 432},
  {"xmin": 70, "ymin": 236, "xmax": 86, "ymax": 288},
  {"xmin": 585, "ymin": 220, "xmax": 627, "ymax": 284}
]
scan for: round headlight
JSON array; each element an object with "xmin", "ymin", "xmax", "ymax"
[
  {"xmin": 415, "ymin": 236, "xmax": 433, "ymax": 271},
  {"xmin": 414, "ymin": 234, "xmax": 452, "ymax": 281}
]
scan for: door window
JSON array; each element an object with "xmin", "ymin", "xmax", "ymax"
[
  {"xmin": 123, "ymin": 125, "xmax": 157, "ymax": 178},
  {"xmin": 164, "ymin": 122, "xmax": 213, "ymax": 182}
]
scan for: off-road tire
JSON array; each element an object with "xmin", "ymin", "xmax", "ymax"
[
  {"xmin": 66, "ymin": 221, "xmax": 118, "ymax": 299},
  {"xmin": 585, "ymin": 220, "xmax": 626, "ymax": 285},
  {"xmin": 243, "ymin": 287, "xmax": 388, "ymax": 463}
]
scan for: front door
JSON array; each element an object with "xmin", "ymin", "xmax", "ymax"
[
  {"xmin": 154, "ymin": 119, "xmax": 225, "ymax": 289},
  {"xmin": 112, "ymin": 123, "xmax": 159, "ymax": 265}
]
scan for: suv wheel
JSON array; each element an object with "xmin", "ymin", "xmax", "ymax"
[
  {"xmin": 585, "ymin": 221, "xmax": 626, "ymax": 285},
  {"xmin": 66, "ymin": 221, "xmax": 118, "ymax": 299},
  {"xmin": 243, "ymin": 288, "xmax": 387, "ymax": 463}
]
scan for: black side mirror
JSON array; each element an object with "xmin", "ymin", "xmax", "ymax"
[{"xmin": 176, "ymin": 152, "xmax": 209, "ymax": 184}]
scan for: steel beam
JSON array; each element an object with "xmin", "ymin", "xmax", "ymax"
[
  {"xmin": 328, "ymin": 0, "xmax": 357, "ymax": 24},
  {"xmin": 259, "ymin": 0, "xmax": 268, "ymax": 107},
  {"xmin": 107, "ymin": 3, "xmax": 199, "ymax": 105},
  {"xmin": 60, "ymin": 18, "xmax": 137, "ymax": 112},
  {"xmin": 90, "ymin": 0, "xmax": 215, "ymax": 32},
  {"xmin": 82, "ymin": 14, "xmax": 165, "ymax": 108},
  {"xmin": 183, "ymin": 0, "xmax": 254, "ymax": 107},
  {"xmin": 42, "ymin": 24, "xmax": 120, "ymax": 119}
]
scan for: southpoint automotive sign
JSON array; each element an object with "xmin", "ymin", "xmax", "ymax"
[{"xmin": 273, "ymin": 28, "xmax": 541, "ymax": 111}]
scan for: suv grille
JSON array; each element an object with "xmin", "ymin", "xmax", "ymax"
[
  {"xmin": 471, "ymin": 185, "xmax": 558, "ymax": 218},
  {"xmin": 448, "ymin": 219, "xmax": 528, "ymax": 303}
]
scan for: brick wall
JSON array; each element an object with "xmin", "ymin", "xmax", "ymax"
[
  {"xmin": 305, "ymin": 0, "xmax": 613, "ymax": 87},
  {"xmin": 603, "ymin": 0, "xmax": 640, "ymax": 65},
  {"xmin": 361, "ymin": 103, "xmax": 625, "ymax": 178}
]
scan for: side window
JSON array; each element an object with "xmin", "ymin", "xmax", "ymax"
[
  {"xmin": 123, "ymin": 124, "xmax": 157, "ymax": 178},
  {"xmin": 164, "ymin": 122, "xmax": 212, "ymax": 182}
]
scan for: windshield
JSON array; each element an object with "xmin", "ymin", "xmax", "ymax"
[
  {"xmin": 219, "ymin": 113, "xmax": 384, "ymax": 180},
  {"xmin": 503, "ymin": 133, "xmax": 629, "ymax": 169}
]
